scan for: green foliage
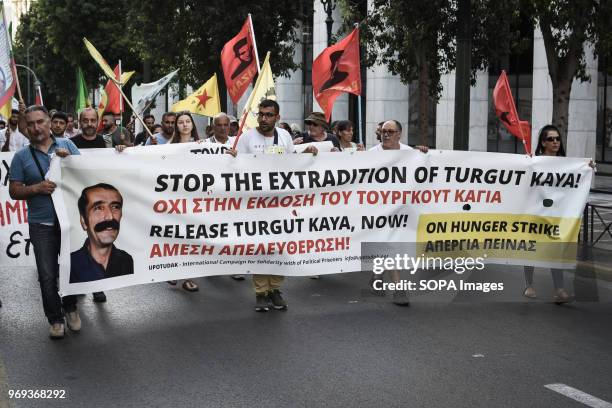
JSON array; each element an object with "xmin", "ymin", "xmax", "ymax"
[
  {"xmin": 14, "ymin": 0, "xmax": 304, "ymax": 110},
  {"xmin": 126, "ymin": 0, "xmax": 303, "ymax": 96},
  {"xmin": 341, "ymin": 0, "xmax": 524, "ymax": 101},
  {"xmin": 14, "ymin": 0, "xmax": 143, "ymax": 109}
]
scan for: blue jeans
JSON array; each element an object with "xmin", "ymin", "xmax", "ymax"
[{"xmin": 29, "ymin": 223, "xmax": 77, "ymax": 324}]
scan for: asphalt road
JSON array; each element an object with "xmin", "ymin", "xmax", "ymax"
[{"xmin": 1, "ymin": 264, "xmax": 612, "ymax": 408}]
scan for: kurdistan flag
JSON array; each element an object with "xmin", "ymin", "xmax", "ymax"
[{"xmin": 171, "ymin": 73, "xmax": 221, "ymax": 117}]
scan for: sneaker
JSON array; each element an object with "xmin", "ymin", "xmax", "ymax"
[
  {"xmin": 254, "ymin": 293, "xmax": 269, "ymax": 312},
  {"xmin": 231, "ymin": 275, "xmax": 245, "ymax": 281},
  {"xmin": 369, "ymin": 274, "xmax": 385, "ymax": 296},
  {"xmin": 93, "ymin": 292, "xmax": 107, "ymax": 303},
  {"xmin": 523, "ymin": 286, "xmax": 536, "ymax": 298},
  {"xmin": 268, "ymin": 289, "xmax": 288, "ymax": 310},
  {"xmin": 49, "ymin": 323, "xmax": 65, "ymax": 339},
  {"xmin": 392, "ymin": 290, "xmax": 410, "ymax": 306},
  {"xmin": 65, "ymin": 310, "xmax": 81, "ymax": 332}
]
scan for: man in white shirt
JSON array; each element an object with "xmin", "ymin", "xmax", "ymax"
[
  {"xmin": 369, "ymin": 120, "xmax": 415, "ymax": 151},
  {"xmin": 0, "ymin": 109, "xmax": 29, "ymax": 152},
  {"xmin": 207, "ymin": 112, "xmax": 236, "ymax": 147},
  {"xmin": 230, "ymin": 99, "xmax": 317, "ymax": 312},
  {"xmin": 368, "ymin": 119, "xmax": 428, "ymax": 306}
]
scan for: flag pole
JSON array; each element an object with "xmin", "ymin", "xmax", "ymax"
[
  {"xmin": 2, "ymin": 6, "xmax": 23, "ymax": 103},
  {"xmin": 118, "ymin": 59, "xmax": 124, "ymax": 136},
  {"xmin": 355, "ymin": 23, "xmax": 364, "ymax": 146},
  {"xmin": 248, "ymin": 14, "xmax": 261, "ymax": 74},
  {"xmin": 231, "ymin": 51, "xmax": 270, "ymax": 150},
  {"xmin": 114, "ymin": 81, "xmax": 155, "ymax": 140}
]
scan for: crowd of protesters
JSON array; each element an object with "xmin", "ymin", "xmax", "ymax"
[{"xmin": 0, "ymin": 98, "xmax": 581, "ymax": 339}]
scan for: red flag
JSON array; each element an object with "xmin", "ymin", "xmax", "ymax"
[
  {"xmin": 221, "ymin": 17, "xmax": 258, "ymax": 104},
  {"xmin": 96, "ymin": 65, "xmax": 121, "ymax": 132},
  {"xmin": 312, "ymin": 27, "xmax": 361, "ymax": 121},
  {"xmin": 34, "ymin": 86, "xmax": 43, "ymax": 106},
  {"xmin": 493, "ymin": 70, "xmax": 530, "ymax": 154},
  {"xmin": 100, "ymin": 65, "xmax": 122, "ymax": 115}
]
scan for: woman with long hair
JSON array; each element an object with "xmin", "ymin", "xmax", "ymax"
[
  {"xmin": 523, "ymin": 125, "xmax": 570, "ymax": 303},
  {"xmin": 335, "ymin": 120, "xmax": 364, "ymax": 152},
  {"xmin": 167, "ymin": 111, "xmax": 200, "ymax": 292},
  {"xmin": 169, "ymin": 111, "xmax": 200, "ymax": 144}
]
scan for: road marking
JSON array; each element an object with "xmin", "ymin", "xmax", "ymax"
[{"xmin": 545, "ymin": 384, "xmax": 612, "ymax": 408}]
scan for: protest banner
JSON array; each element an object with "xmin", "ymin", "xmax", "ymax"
[
  {"xmin": 0, "ymin": 152, "xmax": 35, "ymax": 266},
  {"xmin": 49, "ymin": 148, "xmax": 592, "ymax": 296}
]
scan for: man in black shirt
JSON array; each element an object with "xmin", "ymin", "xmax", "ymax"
[
  {"xmin": 295, "ymin": 112, "xmax": 340, "ymax": 149},
  {"xmin": 69, "ymin": 108, "xmax": 112, "ymax": 302},
  {"xmin": 134, "ymin": 114, "xmax": 155, "ymax": 146},
  {"xmin": 70, "ymin": 108, "xmax": 106, "ymax": 149}
]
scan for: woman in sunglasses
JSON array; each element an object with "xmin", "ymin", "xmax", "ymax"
[{"xmin": 523, "ymin": 125, "xmax": 570, "ymax": 303}]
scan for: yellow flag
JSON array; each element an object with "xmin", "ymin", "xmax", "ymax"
[
  {"xmin": 120, "ymin": 71, "xmax": 135, "ymax": 86},
  {"xmin": 83, "ymin": 38, "xmax": 117, "ymax": 81},
  {"xmin": 0, "ymin": 100, "xmax": 11, "ymax": 121},
  {"xmin": 241, "ymin": 52, "xmax": 276, "ymax": 131},
  {"xmin": 171, "ymin": 73, "xmax": 221, "ymax": 117}
]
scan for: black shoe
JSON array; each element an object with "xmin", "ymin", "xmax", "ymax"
[
  {"xmin": 93, "ymin": 292, "xmax": 107, "ymax": 303},
  {"xmin": 231, "ymin": 275, "xmax": 245, "ymax": 281},
  {"xmin": 254, "ymin": 293, "xmax": 269, "ymax": 312},
  {"xmin": 268, "ymin": 289, "xmax": 288, "ymax": 310},
  {"xmin": 392, "ymin": 290, "xmax": 410, "ymax": 306}
]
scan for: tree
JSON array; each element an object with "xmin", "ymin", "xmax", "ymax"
[
  {"xmin": 342, "ymin": 0, "xmax": 522, "ymax": 145},
  {"xmin": 526, "ymin": 0, "xmax": 609, "ymax": 142},
  {"xmin": 126, "ymin": 0, "xmax": 304, "ymax": 109},
  {"xmin": 14, "ymin": 0, "xmax": 143, "ymax": 111}
]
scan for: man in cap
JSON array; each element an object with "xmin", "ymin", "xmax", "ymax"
[{"xmin": 295, "ymin": 112, "xmax": 340, "ymax": 149}]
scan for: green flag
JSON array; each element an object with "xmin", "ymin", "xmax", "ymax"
[{"xmin": 76, "ymin": 67, "xmax": 90, "ymax": 114}]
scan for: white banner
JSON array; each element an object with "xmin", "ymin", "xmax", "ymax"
[
  {"xmin": 50, "ymin": 148, "xmax": 592, "ymax": 295},
  {"xmin": 0, "ymin": 152, "xmax": 35, "ymax": 266}
]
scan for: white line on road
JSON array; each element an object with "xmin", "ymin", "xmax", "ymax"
[{"xmin": 545, "ymin": 384, "xmax": 612, "ymax": 408}]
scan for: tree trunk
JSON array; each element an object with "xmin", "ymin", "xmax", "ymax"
[
  {"xmin": 551, "ymin": 78, "xmax": 572, "ymax": 145},
  {"xmin": 417, "ymin": 57, "xmax": 430, "ymax": 146}
]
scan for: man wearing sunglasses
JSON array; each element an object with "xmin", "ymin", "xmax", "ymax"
[{"xmin": 228, "ymin": 99, "xmax": 317, "ymax": 312}]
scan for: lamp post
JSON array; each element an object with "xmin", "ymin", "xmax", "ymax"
[
  {"xmin": 320, "ymin": 0, "xmax": 336, "ymax": 46},
  {"xmin": 15, "ymin": 64, "xmax": 42, "ymax": 105}
]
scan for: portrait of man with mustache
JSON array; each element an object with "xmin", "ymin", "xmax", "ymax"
[{"xmin": 70, "ymin": 183, "xmax": 134, "ymax": 283}]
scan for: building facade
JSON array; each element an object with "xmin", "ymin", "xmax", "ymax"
[{"xmin": 275, "ymin": 1, "xmax": 601, "ymax": 163}]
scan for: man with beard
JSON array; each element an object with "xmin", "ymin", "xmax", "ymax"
[
  {"xmin": 9, "ymin": 105, "xmax": 81, "ymax": 339},
  {"xmin": 0, "ymin": 109, "xmax": 30, "ymax": 151},
  {"xmin": 229, "ymin": 99, "xmax": 317, "ymax": 312},
  {"xmin": 101, "ymin": 112, "xmax": 133, "ymax": 148},
  {"xmin": 134, "ymin": 114, "xmax": 155, "ymax": 146},
  {"xmin": 50, "ymin": 111, "xmax": 68, "ymax": 138},
  {"xmin": 145, "ymin": 112, "xmax": 176, "ymax": 145},
  {"xmin": 70, "ymin": 183, "xmax": 133, "ymax": 283},
  {"xmin": 70, "ymin": 108, "xmax": 106, "ymax": 149}
]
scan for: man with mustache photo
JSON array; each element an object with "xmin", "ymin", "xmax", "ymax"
[{"xmin": 69, "ymin": 183, "xmax": 134, "ymax": 283}]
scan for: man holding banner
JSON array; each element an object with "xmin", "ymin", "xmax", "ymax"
[
  {"xmin": 9, "ymin": 106, "xmax": 82, "ymax": 339},
  {"xmin": 231, "ymin": 99, "xmax": 317, "ymax": 311}
]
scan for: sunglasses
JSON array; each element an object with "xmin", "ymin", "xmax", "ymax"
[{"xmin": 545, "ymin": 136, "xmax": 561, "ymax": 142}]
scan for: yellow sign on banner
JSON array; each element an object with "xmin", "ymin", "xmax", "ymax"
[{"xmin": 416, "ymin": 213, "xmax": 581, "ymax": 263}]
